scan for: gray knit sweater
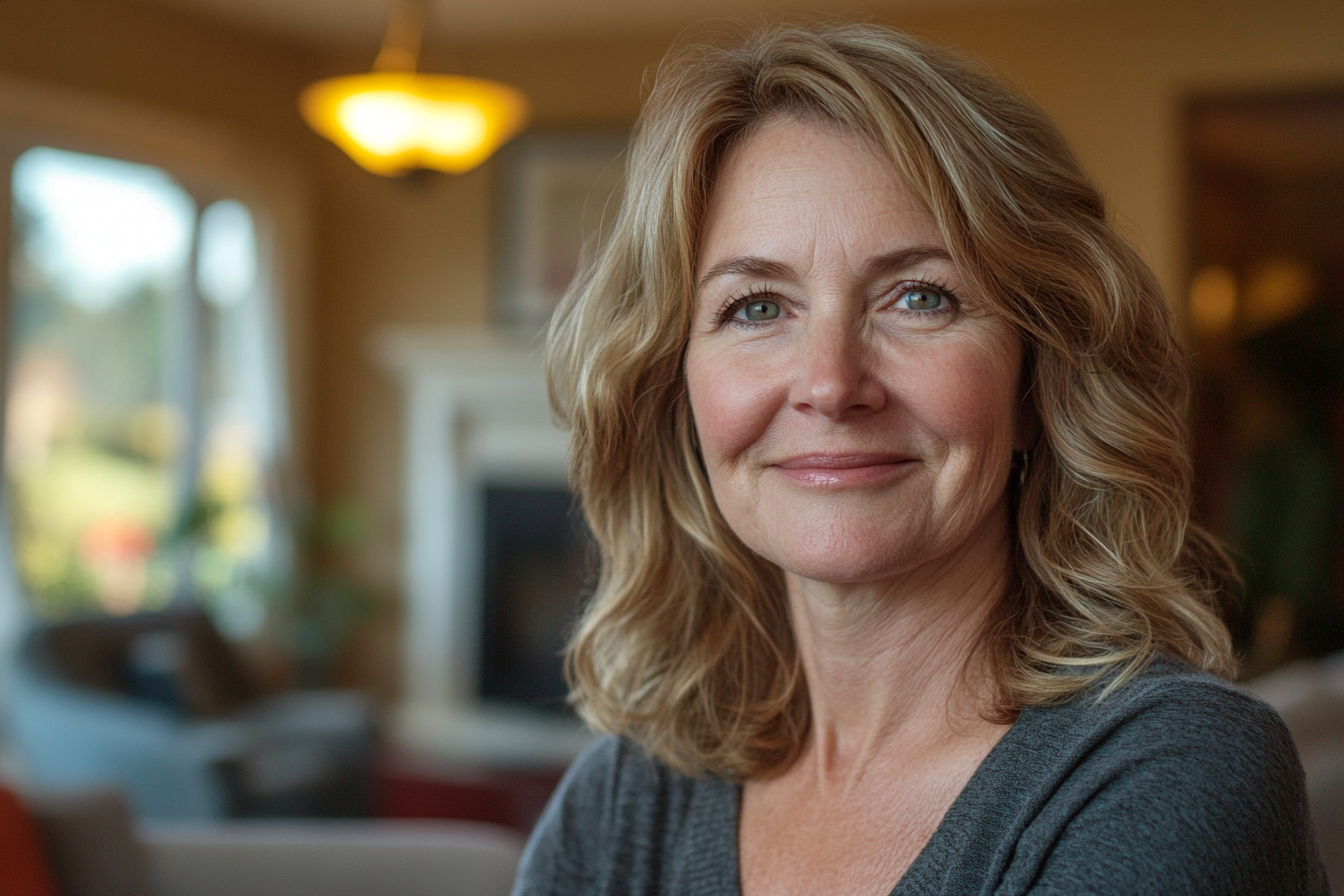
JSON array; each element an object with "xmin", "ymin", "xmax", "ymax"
[{"xmin": 512, "ymin": 658, "xmax": 1328, "ymax": 895}]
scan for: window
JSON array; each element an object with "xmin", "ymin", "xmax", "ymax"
[{"xmin": 5, "ymin": 145, "xmax": 290, "ymax": 636}]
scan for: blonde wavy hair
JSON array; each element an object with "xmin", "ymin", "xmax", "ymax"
[{"xmin": 547, "ymin": 21, "xmax": 1236, "ymax": 779}]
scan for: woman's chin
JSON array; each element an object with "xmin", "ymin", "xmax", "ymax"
[
  {"xmin": 766, "ymin": 539, "xmax": 933, "ymax": 588},
  {"xmin": 784, "ymin": 565, "xmax": 902, "ymax": 589},
  {"xmin": 754, "ymin": 510, "xmax": 1010, "ymax": 592}
]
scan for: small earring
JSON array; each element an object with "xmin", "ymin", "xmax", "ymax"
[{"xmin": 1017, "ymin": 450, "xmax": 1030, "ymax": 488}]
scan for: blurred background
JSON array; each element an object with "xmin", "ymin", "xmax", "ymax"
[{"xmin": 0, "ymin": 0, "xmax": 1340, "ymax": 886}]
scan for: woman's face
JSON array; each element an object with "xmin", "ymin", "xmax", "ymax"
[{"xmin": 686, "ymin": 117, "xmax": 1025, "ymax": 586}]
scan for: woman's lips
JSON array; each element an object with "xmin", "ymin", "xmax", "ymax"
[{"xmin": 771, "ymin": 453, "xmax": 915, "ymax": 487}]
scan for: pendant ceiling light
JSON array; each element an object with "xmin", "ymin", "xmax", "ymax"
[{"xmin": 300, "ymin": 1, "xmax": 529, "ymax": 176}]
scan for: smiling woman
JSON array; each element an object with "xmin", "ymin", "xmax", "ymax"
[
  {"xmin": 687, "ymin": 119, "xmax": 1023, "ymax": 593},
  {"xmin": 514, "ymin": 21, "xmax": 1327, "ymax": 896}
]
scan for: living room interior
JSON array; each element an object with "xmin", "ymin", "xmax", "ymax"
[{"xmin": 0, "ymin": 0, "xmax": 1341, "ymax": 891}]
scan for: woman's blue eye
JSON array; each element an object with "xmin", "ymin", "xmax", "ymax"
[
  {"xmin": 736, "ymin": 299, "xmax": 781, "ymax": 321},
  {"xmin": 900, "ymin": 288, "xmax": 945, "ymax": 311}
]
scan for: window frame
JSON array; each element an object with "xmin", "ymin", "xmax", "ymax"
[{"xmin": 0, "ymin": 75, "xmax": 312, "ymax": 643}]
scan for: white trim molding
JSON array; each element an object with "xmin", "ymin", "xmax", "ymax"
[{"xmin": 374, "ymin": 326, "xmax": 593, "ymax": 767}]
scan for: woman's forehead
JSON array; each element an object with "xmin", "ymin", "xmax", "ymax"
[{"xmin": 696, "ymin": 118, "xmax": 949, "ymax": 283}]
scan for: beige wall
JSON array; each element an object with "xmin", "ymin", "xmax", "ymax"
[
  {"xmin": 2, "ymin": 0, "xmax": 1342, "ymax": 694},
  {"xmin": 899, "ymin": 0, "xmax": 1344, "ymax": 301}
]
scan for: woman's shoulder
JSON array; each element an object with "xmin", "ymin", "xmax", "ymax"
[
  {"xmin": 1030, "ymin": 653, "xmax": 1298, "ymax": 756},
  {"xmin": 511, "ymin": 735, "xmax": 739, "ymax": 896},
  {"xmin": 542, "ymin": 734, "xmax": 672, "ymax": 821},
  {"xmin": 543, "ymin": 734, "xmax": 733, "ymax": 828},
  {"xmin": 961, "ymin": 655, "xmax": 1327, "ymax": 895},
  {"xmin": 1015, "ymin": 654, "xmax": 1309, "ymax": 836}
]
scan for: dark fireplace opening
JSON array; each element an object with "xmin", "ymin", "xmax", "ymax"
[{"xmin": 479, "ymin": 485, "xmax": 595, "ymax": 714}]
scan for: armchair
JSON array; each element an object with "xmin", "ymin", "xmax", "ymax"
[{"xmin": 7, "ymin": 608, "xmax": 374, "ymax": 819}]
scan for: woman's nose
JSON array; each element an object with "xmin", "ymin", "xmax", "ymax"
[{"xmin": 788, "ymin": 319, "xmax": 886, "ymax": 418}]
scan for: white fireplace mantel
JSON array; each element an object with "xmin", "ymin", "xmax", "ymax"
[{"xmin": 374, "ymin": 326, "xmax": 593, "ymax": 767}]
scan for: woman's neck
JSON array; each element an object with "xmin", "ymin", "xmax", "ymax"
[{"xmin": 785, "ymin": 502, "xmax": 1014, "ymax": 779}]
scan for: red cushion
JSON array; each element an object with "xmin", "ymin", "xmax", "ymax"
[{"xmin": 0, "ymin": 785, "xmax": 57, "ymax": 896}]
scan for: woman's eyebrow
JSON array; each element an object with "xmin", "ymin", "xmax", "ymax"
[
  {"xmin": 862, "ymin": 246, "xmax": 953, "ymax": 278},
  {"xmin": 696, "ymin": 256, "xmax": 792, "ymax": 291},
  {"xmin": 696, "ymin": 246, "xmax": 952, "ymax": 292}
]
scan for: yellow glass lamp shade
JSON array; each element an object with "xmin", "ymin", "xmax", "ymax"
[{"xmin": 300, "ymin": 72, "xmax": 529, "ymax": 176}]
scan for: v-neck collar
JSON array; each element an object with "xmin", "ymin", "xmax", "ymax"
[{"xmin": 717, "ymin": 707, "xmax": 1050, "ymax": 896}]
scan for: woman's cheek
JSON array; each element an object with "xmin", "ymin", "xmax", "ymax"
[
  {"xmin": 687, "ymin": 349, "xmax": 784, "ymax": 468},
  {"xmin": 921, "ymin": 331, "xmax": 1021, "ymax": 444}
]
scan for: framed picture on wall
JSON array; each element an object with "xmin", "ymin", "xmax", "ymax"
[{"xmin": 493, "ymin": 130, "xmax": 629, "ymax": 333}]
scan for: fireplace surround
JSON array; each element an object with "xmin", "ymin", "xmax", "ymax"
[{"xmin": 375, "ymin": 327, "xmax": 593, "ymax": 767}]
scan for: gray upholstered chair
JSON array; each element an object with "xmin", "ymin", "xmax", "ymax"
[
  {"xmin": 1245, "ymin": 654, "xmax": 1344, "ymax": 890},
  {"xmin": 7, "ymin": 608, "xmax": 374, "ymax": 820}
]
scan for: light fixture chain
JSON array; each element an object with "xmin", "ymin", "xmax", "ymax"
[{"xmin": 373, "ymin": 0, "xmax": 428, "ymax": 73}]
